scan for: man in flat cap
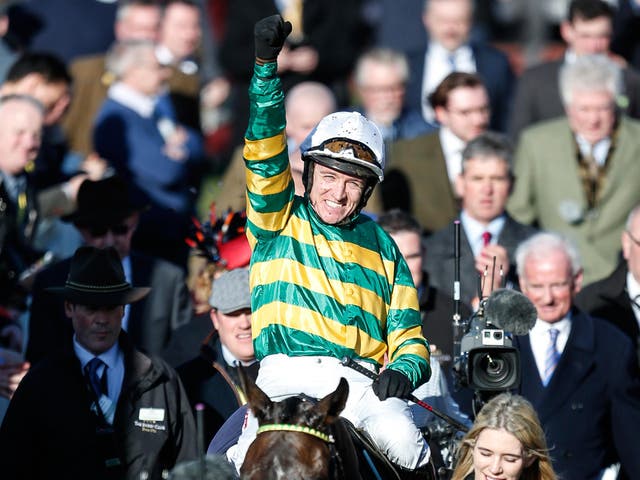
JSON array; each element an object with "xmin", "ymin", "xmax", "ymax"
[
  {"xmin": 177, "ymin": 267, "xmax": 258, "ymax": 443},
  {"xmin": 0, "ymin": 246, "xmax": 197, "ymax": 480}
]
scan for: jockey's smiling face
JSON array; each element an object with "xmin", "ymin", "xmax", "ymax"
[{"xmin": 309, "ymin": 163, "xmax": 366, "ymax": 224}]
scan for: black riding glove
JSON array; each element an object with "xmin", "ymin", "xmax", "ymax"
[
  {"xmin": 254, "ymin": 14, "xmax": 292, "ymax": 61},
  {"xmin": 372, "ymin": 369, "xmax": 412, "ymax": 401}
]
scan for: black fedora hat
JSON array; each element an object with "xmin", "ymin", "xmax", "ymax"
[
  {"xmin": 46, "ymin": 246, "xmax": 150, "ymax": 306},
  {"xmin": 63, "ymin": 175, "xmax": 148, "ymax": 227}
]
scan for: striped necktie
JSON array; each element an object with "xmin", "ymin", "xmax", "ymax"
[
  {"xmin": 85, "ymin": 357, "xmax": 108, "ymax": 398},
  {"xmin": 542, "ymin": 328, "xmax": 561, "ymax": 386},
  {"xmin": 85, "ymin": 357, "xmax": 116, "ymax": 424}
]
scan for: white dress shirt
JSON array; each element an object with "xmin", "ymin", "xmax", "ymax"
[
  {"xmin": 439, "ymin": 127, "xmax": 466, "ymax": 186},
  {"xmin": 221, "ymin": 344, "xmax": 257, "ymax": 368},
  {"xmin": 529, "ymin": 316, "xmax": 572, "ymax": 382},
  {"xmin": 460, "ymin": 211, "xmax": 506, "ymax": 258},
  {"xmin": 74, "ymin": 337, "xmax": 125, "ymax": 404},
  {"xmin": 421, "ymin": 42, "xmax": 476, "ymax": 122},
  {"xmin": 576, "ymin": 134, "xmax": 612, "ymax": 167},
  {"xmin": 626, "ymin": 271, "xmax": 640, "ymax": 331},
  {"xmin": 108, "ymin": 82, "xmax": 156, "ymax": 118}
]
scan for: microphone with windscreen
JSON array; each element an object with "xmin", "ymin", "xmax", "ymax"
[
  {"xmin": 484, "ymin": 288, "xmax": 537, "ymax": 336},
  {"xmin": 454, "ymin": 288, "xmax": 535, "ymax": 401}
]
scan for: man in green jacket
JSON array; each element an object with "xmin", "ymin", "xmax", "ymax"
[{"xmin": 227, "ymin": 15, "xmax": 432, "ymax": 475}]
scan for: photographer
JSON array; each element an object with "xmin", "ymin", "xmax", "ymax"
[{"xmin": 514, "ymin": 232, "xmax": 640, "ymax": 480}]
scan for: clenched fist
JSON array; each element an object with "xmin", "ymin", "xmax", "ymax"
[{"xmin": 254, "ymin": 15, "xmax": 292, "ymax": 61}]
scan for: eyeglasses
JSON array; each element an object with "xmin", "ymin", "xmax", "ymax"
[
  {"xmin": 88, "ymin": 223, "xmax": 132, "ymax": 237},
  {"xmin": 446, "ymin": 105, "xmax": 490, "ymax": 117},
  {"xmin": 360, "ymin": 83, "xmax": 404, "ymax": 94}
]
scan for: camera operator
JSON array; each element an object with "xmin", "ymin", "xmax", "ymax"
[{"xmin": 513, "ymin": 232, "xmax": 640, "ymax": 480}]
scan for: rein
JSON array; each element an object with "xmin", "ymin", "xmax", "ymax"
[{"xmin": 256, "ymin": 423, "xmax": 335, "ymax": 443}]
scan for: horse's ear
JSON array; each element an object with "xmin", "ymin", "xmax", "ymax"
[
  {"xmin": 239, "ymin": 365, "xmax": 273, "ymax": 422},
  {"xmin": 315, "ymin": 377, "xmax": 349, "ymax": 425}
]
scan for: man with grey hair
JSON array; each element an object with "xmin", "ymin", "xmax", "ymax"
[
  {"xmin": 0, "ymin": 94, "xmax": 45, "ymax": 407},
  {"xmin": 352, "ymin": 47, "xmax": 434, "ymax": 145},
  {"xmin": 513, "ymin": 231, "xmax": 640, "ymax": 480},
  {"xmin": 509, "ymin": 0, "xmax": 640, "ymax": 140},
  {"xmin": 507, "ymin": 54, "xmax": 640, "ymax": 284},
  {"xmin": 93, "ymin": 39, "xmax": 204, "ymax": 267},
  {"xmin": 216, "ymin": 80, "xmax": 337, "ymax": 211},
  {"xmin": 63, "ymin": 0, "xmax": 163, "ymax": 156},
  {"xmin": 426, "ymin": 131, "xmax": 536, "ymax": 311},
  {"xmin": 576, "ymin": 203, "xmax": 640, "ymax": 366}
]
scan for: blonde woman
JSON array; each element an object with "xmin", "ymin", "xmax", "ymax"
[{"xmin": 451, "ymin": 393, "xmax": 557, "ymax": 480}]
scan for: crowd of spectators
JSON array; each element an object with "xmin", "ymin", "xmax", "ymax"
[{"xmin": 0, "ymin": 0, "xmax": 639, "ymax": 479}]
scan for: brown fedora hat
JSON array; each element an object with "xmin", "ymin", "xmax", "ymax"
[
  {"xmin": 46, "ymin": 246, "xmax": 150, "ymax": 306},
  {"xmin": 62, "ymin": 175, "xmax": 149, "ymax": 227}
]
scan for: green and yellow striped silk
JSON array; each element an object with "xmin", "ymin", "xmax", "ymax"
[{"xmin": 243, "ymin": 62, "xmax": 430, "ymax": 388}]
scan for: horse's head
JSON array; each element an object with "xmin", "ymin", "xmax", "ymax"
[{"xmin": 238, "ymin": 366, "xmax": 349, "ymax": 480}]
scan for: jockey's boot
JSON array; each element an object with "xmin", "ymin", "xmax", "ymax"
[{"xmin": 397, "ymin": 463, "xmax": 437, "ymax": 480}]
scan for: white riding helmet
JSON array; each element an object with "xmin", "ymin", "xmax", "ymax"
[{"xmin": 300, "ymin": 111, "xmax": 385, "ymax": 183}]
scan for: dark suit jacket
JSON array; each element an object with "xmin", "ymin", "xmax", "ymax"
[
  {"xmin": 177, "ymin": 331, "xmax": 259, "ymax": 443},
  {"xmin": 367, "ymin": 130, "xmax": 458, "ymax": 234},
  {"xmin": 575, "ymin": 262, "xmax": 640, "ymax": 366},
  {"xmin": 425, "ymin": 214, "xmax": 537, "ymax": 308},
  {"xmin": 509, "ymin": 59, "xmax": 640, "ymax": 140},
  {"xmin": 405, "ymin": 41, "xmax": 515, "ymax": 132},
  {"xmin": 514, "ymin": 310, "xmax": 640, "ymax": 480},
  {"xmin": 419, "ymin": 276, "xmax": 472, "ymax": 368},
  {"xmin": 26, "ymin": 251, "xmax": 192, "ymax": 366}
]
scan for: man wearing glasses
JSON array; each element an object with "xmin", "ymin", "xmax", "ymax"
[
  {"xmin": 26, "ymin": 175, "xmax": 192, "ymax": 366},
  {"xmin": 371, "ymin": 71, "xmax": 490, "ymax": 234},
  {"xmin": 507, "ymin": 54, "xmax": 640, "ymax": 284},
  {"xmin": 513, "ymin": 231, "xmax": 640, "ymax": 480}
]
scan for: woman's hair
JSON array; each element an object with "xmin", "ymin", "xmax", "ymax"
[{"xmin": 451, "ymin": 393, "xmax": 557, "ymax": 480}]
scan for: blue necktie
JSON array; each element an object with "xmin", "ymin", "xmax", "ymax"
[
  {"xmin": 85, "ymin": 357, "xmax": 108, "ymax": 398},
  {"xmin": 542, "ymin": 328, "xmax": 561, "ymax": 386},
  {"xmin": 448, "ymin": 53, "xmax": 457, "ymax": 72}
]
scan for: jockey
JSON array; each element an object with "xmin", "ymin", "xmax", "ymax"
[{"xmin": 227, "ymin": 14, "xmax": 433, "ymax": 477}]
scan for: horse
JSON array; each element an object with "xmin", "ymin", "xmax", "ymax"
[{"xmin": 238, "ymin": 367, "xmax": 437, "ymax": 480}]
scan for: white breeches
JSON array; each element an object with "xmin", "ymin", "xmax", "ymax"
[{"xmin": 227, "ymin": 354, "xmax": 431, "ymax": 471}]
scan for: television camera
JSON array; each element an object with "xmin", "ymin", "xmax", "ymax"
[{"xmin": 450, "ymin": 222, "xmax": 537, "ymax": 414}]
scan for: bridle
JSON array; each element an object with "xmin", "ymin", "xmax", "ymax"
[
  {"xmin": 255, "ymin": 422, "xmax": 346, "ymax": 479},
  {"xmin": 256, "ymin": 423, "xmax": 334, "ymax": 443}
]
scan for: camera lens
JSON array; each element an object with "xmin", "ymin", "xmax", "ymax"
[
  {"xmin": 470, "ymin": 349, "xmax": 520, "ymax": 391},
  {"xmin": 493, "ymin": 331, "xmax": 503, "ymax": 340}
]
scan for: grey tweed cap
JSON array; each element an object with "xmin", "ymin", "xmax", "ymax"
[{"xmin": 209, "ymin": 268, "xmax": 251, "ymax": 314}]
